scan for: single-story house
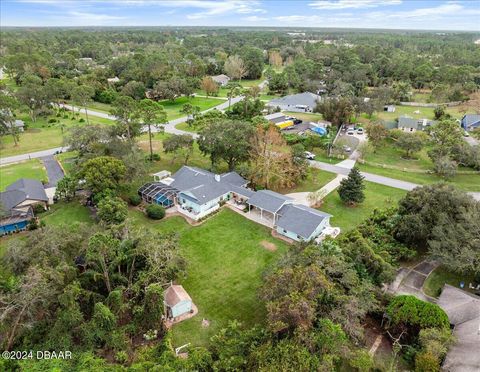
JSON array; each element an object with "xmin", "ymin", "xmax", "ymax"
[
  {"xmin": 164, "ymin": 284, "xmax": 193, "ymax": 319},
  {"xmin": 0, "ymin": 179, "xmax": 48, "ymax": 235},
  {"xmin": 438, "ymin": 285, "xmax": 480, "ymax": 372},
  {"xmin": 139, "ymin": 166, "xmax": 335, "ymax": 242},
  {"xmin": 139, "ymin": 166, "xmax": 251, "ymax": 220},
  {"xmin": 461, "ymin": 114, "xmax": 480, "ymax": 132},
  {"xmin": 267, "ymin": 92, "xmax": 321, "ymax": 113},
  {"xmin": 211, "ymin": 74, "xmax": 230, "ymax": 86},
  {"xmin": 384, "ymin": 105, "xmax": 396, "ymax": 113},
  {"xmin": 396, "ymin": 115, "xmax": 436, "ymax": 132},
  {"xmin": 276, "ymin": 204, "xmax": 332, "ymax": 242}
]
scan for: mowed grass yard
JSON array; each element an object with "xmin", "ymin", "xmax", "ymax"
[
  {"xmin": 0, "ymin": 159, "xmax": 48, "ymax": 190},
  {"xmin": 423, "ymin": 266, "xmax": 477, "ymax": 298},
  {"xmin": 129, "ymin": 208, "xmax": 289, "ymax": 347},
  {"xmin": 0, "ymin": 111, "xmax": 113, "ymax": 157},
  {"xmin": 320, "ymin": 181, "xmax": 407, "ymax": 232},
  {"xmin": 357, "ymin": 139, "xmax": 480, "ymax": 192}
]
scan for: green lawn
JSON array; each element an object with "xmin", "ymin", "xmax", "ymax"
[
  {"xmin": 357, "ymin": 163, "xmax": 480, "ymax": 192},
  {"xmin": 174, "ymin": 121, "xmax": 197, "ymax": 133},
  {"xmin": 158, "ymin": 96, "xmax": 224, "ymax": 120},
  {"xmin": 0, "ymin": 159, "xmax": 48, "ymax": 190},
  {"xmin": 320, "ymin": 182, "xmax": 407, "ymax": 232},
  {"xmin": 423, "ymin": 266, "xmax": 477, "ymax": 297},
  {"xmin": 278, "ymin": 168, "xmax": 337, "ymax": 193},
  {"xmin": 130, "ymin": 208, "xmax": 288, "ymax": 347},
  {"xmin": 283, "ymin": 111, "xmax": 324, "ymax": 123},
  {"xmin": 41, "ymin": 201, "xmax": 94, "ymax": 226},
  {"xmin": 0, "ymin": 111, "xmax": 113, "ymax": 157},
  {"xmin": 56, "ymin": 151, "xmax": 78, "ymax": 174}
]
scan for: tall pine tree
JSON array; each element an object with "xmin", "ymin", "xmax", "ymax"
[{"xmin": 337, "ymin": 167, "xmax": 365, "ymax": 206}]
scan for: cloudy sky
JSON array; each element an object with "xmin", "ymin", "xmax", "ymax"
[{"xmin": 2, "ymin": 0, "xmax": 479, "ymax": 31}]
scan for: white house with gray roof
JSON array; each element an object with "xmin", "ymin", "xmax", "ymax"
[
  {"xmin": 139, "ymin": 166, "xmax": 333, "ymax": 241},
  {"xmin": 267, "ymin": 92, "xmax": 321, "ymax": 113},
  {"xmin": 461, "ymin": 114, "xmax": 480, "ymax": 132},
  {"xmin": 211, "ymin": 74, "xmax": 230, "ymax": 86}
]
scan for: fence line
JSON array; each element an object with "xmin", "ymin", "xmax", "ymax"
[{"xmin": 357, "ymin": 159, "xmax": 480, "ymax": 175}]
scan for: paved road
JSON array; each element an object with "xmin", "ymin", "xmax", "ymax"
[
  {"xmin": 310, "ymin": 160, "xmax": 480, "ymax": 201},
  {"xmin": 41, "ymin": 155, "xmax": 65, "ymax": 187},
  {"xmin": 60, "ymin": 96, "xmax": 245, "ymax": 139},
  {"xmin": 0, "ymin": 147, "xmax": 67, "ymax": 166}
]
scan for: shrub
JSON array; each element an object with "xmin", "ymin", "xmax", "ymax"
[
  {"xmin": 63, "ymin": 114, "xmax": 69, "ymax": 119},
  {"xmin": 128, "ymin": 194, "xmax": 141, "ymax": 206},
  {"xmin": 147, "ymin": 153, "xmax": 161, "ymax": 161},
  {"xmin": 146, "ymin": 204, "xmax": 165, "ymax": 220},
  {"xmin": 79, "ymin": 118, "xmax": 85, "ymax": 123},
  {"xmin": 33, "ymin": 203, "xmax": 46, "ymax": 214},
  {"xmin": 97, "ymin": 197, "xmax": 128, "ymax": 225},
  {"xmin": 48, "ymin": 118, "xmax": 57, "ymax": 123},
  {"xmin": 27, "ymin": 218, "xmax": 39, "ymax": 231}
]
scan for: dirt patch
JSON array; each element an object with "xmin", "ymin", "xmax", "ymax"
[{"xmin": 261, "ymin": 240, "xmax": 277, "ymax": 251}]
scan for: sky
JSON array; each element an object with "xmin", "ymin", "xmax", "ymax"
[{"xmin": 1, "ymin": 0, "xmax": 480, "ymax": 31}]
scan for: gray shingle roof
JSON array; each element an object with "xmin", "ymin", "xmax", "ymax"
[
  {"xmin": 267, "ymin": 92, "xmax": 321, "ymax": 108},
  {"xmin": 276, "ymin": 204, "xmax": 331, "ymax": 239},
  {"xmin": 397, "ymin": 116, "xmax": 435, "ymax": 130},
  {"xmin": 0, "ymin": 190, "xmax": 28, "ymax": 211},
  {"xmin": 170, "ymin": 166, "xmax": 249, "ymax": 204},
  {"xmin": 438, "ymin": 284, "xmax": 480, "ymax": 326},
  {"xmin": 6, "ymin": 179, "xmax": 48, "ymax": 202},
  {"xmin": 247, "ymin": 190, "xmax": 292, "ymax": 214},
  {"xmin": 462, "ymin": 114, "xmax": 480, "ymax": 128}
]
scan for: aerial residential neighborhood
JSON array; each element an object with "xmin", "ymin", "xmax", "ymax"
[{"xmin": 0, "ymin": 0, "xmax": 479, "ymax": 371}]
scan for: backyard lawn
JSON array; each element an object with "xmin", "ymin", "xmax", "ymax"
[
  {"xmin": 0, "ymin": 159, "xmax": 48, "ymax": 190},
  {"xmin": 320, "ymin": 182, "xmax": 407, "ymax": 232},
  {"xmin": 130, "ymin": 208, "xmax": 289, "ymax": 347},
  {"xmin": 158, "ymin": 96, "xmax": 224, "ymax": 120},
  {"xmin": 41, "ymin": 201, "xmax": 93, "ymax": 226},
  {"xmin": 278, "ymin": 167, "xmax": 337, "ymax": 193},
  {"xmin": 284, "ymin": 111, "xmax": 324, "ymax": 123},
  {"xmin": 423, "ymin": 266, "xmax": 477, "ymax": 297},
  {"xmin": 56, "ymin": 151, "xmax": 78, "ymax": 174}
]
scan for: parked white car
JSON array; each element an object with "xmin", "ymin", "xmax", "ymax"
[
  {"xmin": 347, "ymin": 130, "xmax": 355, "ymax": 136},
  {"xmin": 356, "ymin": 128, "xmax": 364, "ymax": 134},
  {"xmin": 304, "ymin": 151, "xmax": 316, "ymax": 160}
]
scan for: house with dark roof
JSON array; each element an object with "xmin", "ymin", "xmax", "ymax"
[
  {"xmin": 139, "ymin": 166, "xmax": 251, "ymax": 220},
  {"xmin": 139, "ymin": 166, "xmax": 334, "ymax": 242},
  {"xmin": 267, "ymin": 92, "xmax": 321, "ymax": 113},
  {"xmin": 0, "ymin": 179, "xmax": 48, "ymax": 235},
  {"xmin": 211, "ymin": 74, "xmax": 230, "ymax": 86},
  {"xmin": 461, "ymin": 114, "xmax": 480, "ymax": 132},
  {"xmin": 396, "ymin": 115, "xmax": 435, "ymax": 132},
  {"xmin": 275, "ymin": 204, "xmax": 332, "ymax": 242}
]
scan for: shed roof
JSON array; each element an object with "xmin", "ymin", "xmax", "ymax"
[
  {"xmin": 276, "ymin": 204, "xmax": 331, "ymax": 239},
  {"xmin": 247, "ymin": 190, "xmax": 292, "ymax": 214},
  {"xmin": 164, "ymin": 285, "xmax": 192, "ymax": 307},
  {"xmin": 211, "ymin": 74, "xmax": 230, "ymax": 83},
  {"xmin": 267, "ymin": 92, "xmax": 321, "ymax": 108}
]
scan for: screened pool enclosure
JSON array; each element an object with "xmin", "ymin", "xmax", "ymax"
[{"xmin": 138, "ymin": 182, "xmax": 178, "ymax": 208}]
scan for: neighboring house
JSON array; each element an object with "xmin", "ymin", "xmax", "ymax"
[
  {"xmin": 438, "ymin": 285, "xmax": 480, "ymax": 372},
  {"xmin": 275, "ymin": 204, "xmax": 332, "ymax": 242},
  {"xmin": 164, "ymin": 284, "xmax": 193, "ymax": 319},
  {"xmin": 107, "ymin": 76, "xmax": 120, "ymax": 84},
  {"xmin": 211, "ymin": 74, "xmax": 230, "ymax": 86},
  {"xmin": 0, "ymin": 179, "xmax": 48, "ymax": 235},
  {"xmin": 5, "ymin": 119, "xmax": 25, "ymax": 132},
  {"xmin": 461, "ymin": 114, "xmax": 480, "ymax": 132},
  {"xmin": 384, "ymin": 105, "xmax": 396, "ymax": 113},
  {"xmin": 139, "ymin": 166, "xmax": 334, "ymax": 242},
  {"xmin": 267, "ymin": 92, "xmax": 321, "ymax": 113},
  {"xmin": 396, "ymin": 115, "xmax": 435, "ymax": 132}
]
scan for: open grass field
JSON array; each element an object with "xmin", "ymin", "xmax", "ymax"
[
  {"xmin": 129, "ymin": 208, "xmax": 288, "ymax": 347},
  {"xmin": 320, "ymin": 182, "xmax": 407, "ymax": 232},
  {"xmin": 158, "ymin": 96, "xmax": 224, "ymax": 120},
  {"xmin": 0, "ymin": 159, "xmax": 47, "ymax": 190},
  {"xmin": 0, "ymin": 111, "xmax": 113, "ymax": 157},
  {"xmin": 283, "ymin": 111, "xmax": 324, "ymax": 122},
  {"xmin": 423, "ymin": 266, "xmax": 477, "ymax": 297}
]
